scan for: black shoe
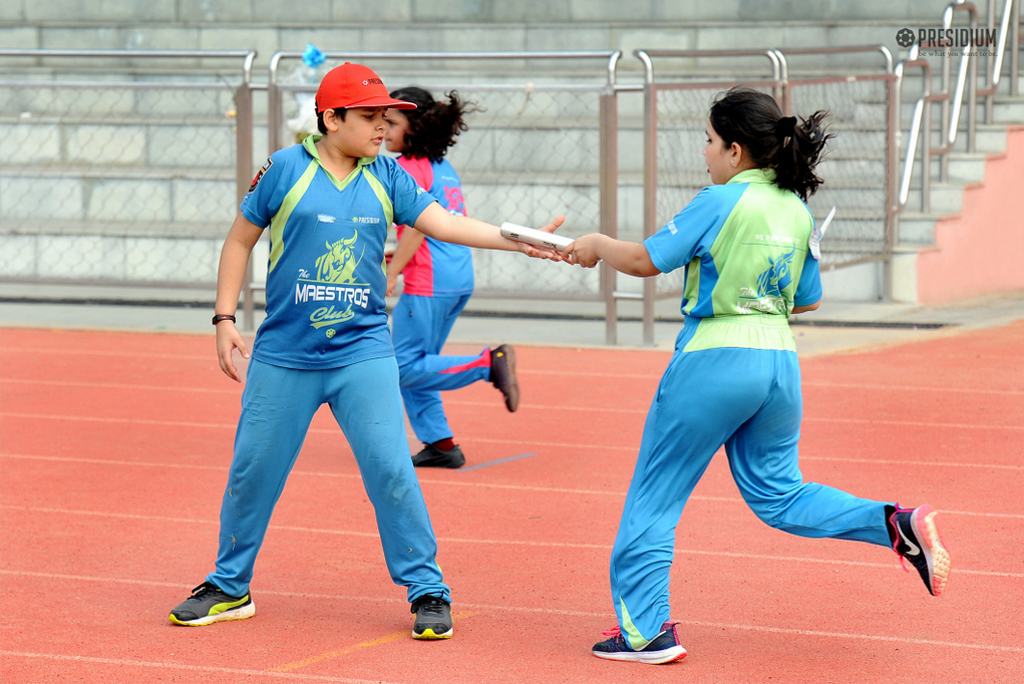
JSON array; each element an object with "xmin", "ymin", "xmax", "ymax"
[
  {"xmin": 169, "ymin": 581, "xmax": 255, "ymax": 626},
  {"xmin": 490, "ymin": 344, "xmax": 519, "ymax": 412},
  {"xmin": 412, "ymin": 443, "xmax": 465, "ymax": 468},
  {"xmin": 411, "ymin": 595, "xmax": 453, "ymax": 639},
  {"xmin": 889, "ymin": 504, "xmax": 951, "ymax": 596},
  {"xmin": 592, "ymin": 621, "xmax": 687, "ymax": 664}
]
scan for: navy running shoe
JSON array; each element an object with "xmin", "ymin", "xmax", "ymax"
[
  {"xmin": 169, "ymin": 581, "xmax": 254, "ymax": 626},
  {"xmin": 890, "ymin": 504, "xmax": 951, "ymax": 596},
  {"xmin": 490, "ymin": 345, "xmax": 519, "ymax": 412},
  {"xmin": 592, "ymin": 621, "xmax": 687, "ymax": 664}
]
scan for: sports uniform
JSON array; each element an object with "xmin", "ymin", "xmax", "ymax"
[
  {"xmin": 606, "ymin": 168, "xmax": 898, "ymax": 650},
  {"xmin": 205, "ymin": 135, "xmax": 450, "ymax": 606},
  {"xmin": 390, "ymin": 155, "xmax": 492, "ymax": 447}
]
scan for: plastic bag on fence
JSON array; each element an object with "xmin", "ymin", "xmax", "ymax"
[{"xmin": 286, "ymin": 43, "xmax": 326, "ymax": 144}]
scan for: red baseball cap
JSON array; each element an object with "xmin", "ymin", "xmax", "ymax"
[{"xmin": 314, "ymin": 63, "xmax": 417, "ymax": 113}]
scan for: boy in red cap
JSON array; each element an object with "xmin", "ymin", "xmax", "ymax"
[{"xmin": 168, "ymin": 62, "xmax": 564, "ymax": 640}]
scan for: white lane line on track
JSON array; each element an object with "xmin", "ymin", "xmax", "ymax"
[
  {"xmin": 0, "ymin": 652, "xmax": 398, "ymax": 684},
  {"xmin": 6, "ymin": 410, "xmax": 1023, "ymax": 433},
  {"xmin": 8, "ymin": 450, "xmax": 1024, "ymax": 509},
  {"xmin": 2, "ymin": 572, "xmax": 1023, "ymax": 655},
  {"xmin": 7, "ymin": 439, "xmax": 1024, "ymax": 473},
  {"xmin": 0, "ymin": 347, "xmax": 210, "ymax": 360},
  {"xmin": 6, "ymin": 454, "xmax": 1024, "ymax": 507},
  {"xmin": 3, "ymin": 506, "xmax": 1020, "ymax": 578}
]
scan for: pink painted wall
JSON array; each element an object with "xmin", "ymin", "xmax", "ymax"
[{"xmin": 916, "ymin": 125, "xmax": 1024, "ymax": 305}]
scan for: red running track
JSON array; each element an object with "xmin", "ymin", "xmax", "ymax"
[{"xmin": 1, "ymin": 322, "xmax": 1022, "ymax": 683}]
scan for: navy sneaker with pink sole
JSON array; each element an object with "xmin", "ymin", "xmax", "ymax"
[
  {"xmin": 890, "ymin": 504, "xmax": 951, "ymax": 596},
  {"xmin": 592, "ymin": 621, "xmax": 686, "ymax": 664}
]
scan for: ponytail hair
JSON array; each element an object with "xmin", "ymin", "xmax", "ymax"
[
  {"xmin": 709, "ymin": 86, "xmax": 831, "ymax": 202},
  {"xmin": 388, "ymin": 87, "xmax": 480, "ymax": 162}
]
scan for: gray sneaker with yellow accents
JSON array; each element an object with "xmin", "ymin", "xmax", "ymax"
[
  {"xmin": 169, "ymin": 581, "xmax": 255, "ymax": 626},
  {"xmin": 411, "ymin": 595, "xmax": 453, "ymax": 640}
]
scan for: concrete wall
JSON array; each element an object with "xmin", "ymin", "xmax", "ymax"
[
  {"xmin": 0, "ymin": 0, "xmax": 953, "ymax": 25},
  {"xmin": 915, "ymin": 126, "xmax": 1024, "ymax": 305},
  {"xmin": 0, "ymin": 0, "xmax": 959, "ymax": 74}
]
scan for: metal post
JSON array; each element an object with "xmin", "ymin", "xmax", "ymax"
[
  {"xmin": 987, "ymin": 0, "xmax": 997, "ymax": 123},
  {"xmin": 922, "ymin": 94, "xmax": 933, "ymax": 214},
  {"xmin": 599, "ymin": 86, "xmax": 619, "ymax": 346},
  {"xmin": 1013, "ymin": 0, "xmax": 1021, "ymax": 96},
  {"xmin": 642, "ymin": 80, "xmax": 658, "ymax": 347},
  {"xmin": 885, "ymin": 74, "xmax": 899, "ymax": 301},
  {"xmin": 268, "ymin": 53, "xmax": 284, "ymax": 154},
  {"xmin": 234, "ymin": 56, "xmax": 257, "ymax": 331},
  {"xmin": 968, "ymin": 14, "xmax": 979, "ymax": 152}
]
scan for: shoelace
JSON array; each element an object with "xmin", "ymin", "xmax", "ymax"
[
  {"xmin": 190, "ymin": 582, "xmax": 221, "ymax": 600},
  {"xmin": 889, "ymin": 505, "xmax": 915, "ymax": 574},
  {"xmin": 416, "ymin": 598, "xmax": 445, "ymax": 617},
  {"xmin": 601, "ymin": 625, "xmax": 622, "ymax": 637}
]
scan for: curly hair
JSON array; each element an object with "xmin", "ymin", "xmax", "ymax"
[
  {"xmin": 709, "ymin": 86, "xmax": 832, "ymax": 202},
  {"xmin": 388, "ymin": 87, "xmax": 480, "ymax": 162}
]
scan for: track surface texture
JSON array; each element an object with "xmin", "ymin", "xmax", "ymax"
[{"xmin": 2, "ymin": 321, "xmax": 1022, "ymax": 683}]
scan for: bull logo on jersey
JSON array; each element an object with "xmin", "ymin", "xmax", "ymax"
[
  {"xmin": 756, "ymin": 246, "xmax": 796, "ymax": 299},
  {"xmin": 315, "ymin": 233, "xmax": 364, "ymax": 284}
]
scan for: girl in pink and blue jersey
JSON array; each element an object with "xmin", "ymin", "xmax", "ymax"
[{"xmin": 384, "ymin": 87, "xmax": 515, "ymax": 469}]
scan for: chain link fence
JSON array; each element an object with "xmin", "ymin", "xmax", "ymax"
[
  {"xmin": 0, "ymin": 51, "xmax": 256, "ymax": 288},
  {"xmin": 263, "ymin": 52, "xmax": 622, "ymax": 311},
  {"xmin": 0, "ymin": 49, "xmax": 934, "ymax": 345},
  {"xmin": 645, "ymin": 75, "xmax": 897, "ymax": 300}
]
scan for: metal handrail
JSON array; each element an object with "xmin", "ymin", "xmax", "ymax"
[
  {"xmin": 1013, "ymin": 0, "xmax": 1022, "ymax": 94},
  {"xmin": 895, "ymin": 47, "xmax": 947, "ymax": 216},
  {"xmin": 267, "ymin": 49, "xmax": 622, "ymax": 155},
  {"xmin": 894, "ymin": 0, "xmax": 1018, "ymax": 226},
  {"xmin": 977, "ymin": 0, "xmax": 1016, "ymax": 121},
  {"xmin": 633, "ymin": 49, "xmax": 785, "ymax": 103},
  {"xmin": 774, "ymin": 45, "xmax": 895, "ymax": 74},
  {"xmin": 0, "ymin": 49, "xmax": 257, "ymax": 83},
  {"xmin": 261, "ymin": 50, "xmax": 624, "ymax": 339},
  {"xmin": 941, "ymin": 2, "xmax": 980, "ymax": 154}
]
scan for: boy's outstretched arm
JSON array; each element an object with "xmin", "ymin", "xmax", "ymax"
[
  {"xmin": 564, "ymin": 234, "xmax": 661, "ymax": 277},
  {"xmin": 214, "ymin": 213, "xmax": 264, "ymax": 382},
  {"xmin": 412, "ymin": 202, "xmax": 565, "ymax": 260}
]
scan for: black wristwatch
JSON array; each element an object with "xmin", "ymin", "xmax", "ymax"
[{"xmin": 212, "ymin": 314, "xmax": 237, "ymax": 325}]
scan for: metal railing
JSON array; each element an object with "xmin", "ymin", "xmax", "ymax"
[
  {"xmin": 894, "ymin": 0, "xmax": 1020, "ymax": 230},
  {"xmin": 258, "ymin": 50, "xmax": 628, "ymax": 339},
  {"xmin": 632, "ymin": 47, "xmax": 898, "ymax": 345},
  {"xmin": 1, "ymin": 27, "xmax": 1021, "ymax": 344},
  {"xmin": 632, "ymin": 49, "xmax": 790, "ymax": 345},
  {"xmin": 0, "ymin": 49, "xmax": 256, "ymax": 290}
]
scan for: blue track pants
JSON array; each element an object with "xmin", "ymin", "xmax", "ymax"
[
  {"xmin": 207, "ymin": 356, "xmax": 450, "ymax": 604},
  {"xmin": 392, "ymin": 293, "xmax": 491, "ymax": 445},
  {"xmin": 610, "ymin": 328, "xmax": 893, "ymax": 649}
]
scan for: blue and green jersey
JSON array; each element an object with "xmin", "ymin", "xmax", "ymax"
[
  {"xmin": 240, "ymin": 135, "xmax": 435, "ymax": 369},
  {"xmin": 644, "ymin": 168, "xmax": 822, "ymax": 352}
]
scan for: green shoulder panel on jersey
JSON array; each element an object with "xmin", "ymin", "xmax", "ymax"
[
  {"xmin": 360, "ymin": 167, "xmax": 395, "ymax": 230},
  {"xmin": 268, "ymin": 160, "xmax": 318, "ymax": 274}
]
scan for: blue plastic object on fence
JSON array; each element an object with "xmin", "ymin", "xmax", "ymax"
[{"xmin": 303, "ymin": 44, "xmax": 326, "ymax": 71}]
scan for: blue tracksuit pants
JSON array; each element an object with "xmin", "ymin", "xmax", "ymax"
[
  {"xmin": 207, "ymin": 356, "xmax": 450, "ymax": 604},
  {"xmin": 611, "ymin": 327, "xmax": 893, "ymax": 649},
  {"xmin": 392, "ymin": 293, "xmax": 491, "ymax": 445}
]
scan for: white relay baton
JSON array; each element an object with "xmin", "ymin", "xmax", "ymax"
[{"xmin": 500, "ymin": 222, "xmax": 574, "ymax": 251}]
